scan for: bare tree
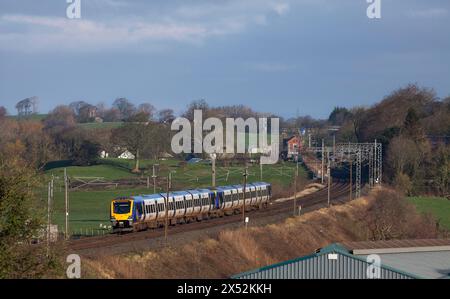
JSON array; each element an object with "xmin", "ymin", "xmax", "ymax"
[
  {"xmin": 113, "ymin": 98, "xmax": 136, "ymax": 120},
  {"xmin": 158, "ymin": 109, "xmax": 175, "ymax": 124},
  {"xmin": 111, "ymin": 123, "xmax": 151, "ymax": 172},
  {"xmin": 138, "ymin": 103, "xmax": 156, "ymax": 120}
]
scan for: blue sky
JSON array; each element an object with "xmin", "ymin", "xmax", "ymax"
[{"xmin": 0, "ymin": 0, "xmax": 449, "ymax": 118}]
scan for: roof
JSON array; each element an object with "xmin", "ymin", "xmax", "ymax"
[
  {"xmin": 341, "ymin": 239, "xmax": 450, "ymax": 255},
  {"xmin": 233, "ymin": 239, "xmax": 450, "ymax": 279},
  {"xmin": 232, "ymin": 243, "xmax": 417, "ymax": 279},
  {"xmin": 341, "ymin": 239, "xmax": 450, "ymax": 279}
]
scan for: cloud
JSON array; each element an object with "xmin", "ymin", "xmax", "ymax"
[{"xmin": 0, "ymin": 0, "xmax": 292, "ymax": 52}]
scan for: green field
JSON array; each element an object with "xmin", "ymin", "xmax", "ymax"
[
  {"xmin": 43, "ymin": 158, "xmax": 307, "ymax": 235},
  {"xmin": 77, "ymin": 122, "xmax": 123, "ymax": 129},
  {"xmin": 409, "ymin": 196, "xmax": 450, "ymax": 230}
]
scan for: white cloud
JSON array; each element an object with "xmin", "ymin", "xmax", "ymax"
[
  {"xmin": 0, "ymin": 0, "xmax": 292, "ymax": 52},
  {"xmin": 272, "ymin": 2, "xmax": 290, "ymax": 15}
]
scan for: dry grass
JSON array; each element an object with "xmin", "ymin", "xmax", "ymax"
[{"xmin": 82, "ymin": 188, "xmax": 440, "ymax": 279}]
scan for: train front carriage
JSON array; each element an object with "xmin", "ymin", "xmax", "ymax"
[{"xmin": 110, "ymin": 197, "xmax": 139, "ymax": 232}]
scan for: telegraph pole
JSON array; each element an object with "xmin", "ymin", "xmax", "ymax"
[
  {"xmin": 294, "ymin": 154, "xmax": 298, "ymax": 216},
  {"xmin": 333, "ymin": 134, "xmax": 336, "ymax": 165},
  {"xmin": 169, "ymin": 171, "xmax": 172, "ymax": 189},
  {"xmin": 152, "ymin": 165, "xmax": 157, "ymax": 194},
  {"xmin": 47, "ymin": 182, "xmax": 51, "ymax": 256},
  {"xmin": 242, "ymin": 166, "xmax": 248, "ymax": 224},
  {"xmin": 164, "ymin": 173, "xmax": 170, "ymax": 244},
  {"xmin": 321, "ymin": 139, "xmax": 325, "ymax": 184},
  {"xmin": 211, "ymin": 153, "xmax": 216, "ymax": 188},
  {"xmin": 64, "ymin": 168, "xmax": 69, "ymax": 240},
  {"xmin": 260, "ymin": 157, "xmax": 263, "ymax": 181},
  {"xmin": 327, "ymin": 151, "xmax": 331, "ymax": 207}
]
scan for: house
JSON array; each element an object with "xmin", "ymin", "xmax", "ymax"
[
  {"xmin": 286, "ymin": 136, "xmax": 302, "ymax": 160},
  {"xmin": 118, "ymin": 150, "xmax": 135, "ymax": 160}
]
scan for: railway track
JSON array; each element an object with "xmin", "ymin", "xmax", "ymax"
[{"xmin": 69, "ymin": 181, "xmax": 354, "ymax": 252}]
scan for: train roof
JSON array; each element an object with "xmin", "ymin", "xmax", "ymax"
[
  {"xmin": 252, "ymin": 182, "xmax": 271, "ymax": 187},
  {"xmin": 216, "ymin": 185, "xmax": 236, "ymax": 191},
  {"xmin": 187, "ymin": 189, "xmax": 211, "ymax": 195}
]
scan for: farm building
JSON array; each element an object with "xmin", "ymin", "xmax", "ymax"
[
  {"xmin": 281, "ymin": 135, "xmax": 302, "ymax": 160},
  {"xmin": 232, "ymin": 239, "xmax": 450, "ymax": 279}
]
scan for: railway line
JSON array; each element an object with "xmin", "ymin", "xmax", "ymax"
[{"xmin": 69, "ymin": 180, "xmax": 354, "ymax": 252}]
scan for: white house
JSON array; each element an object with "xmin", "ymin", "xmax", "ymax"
[{"xmin": 118, "ymin": 150, "xmax": 135, "ymax": 160}]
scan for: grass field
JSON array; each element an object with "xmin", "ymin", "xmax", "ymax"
[
  {"xmin": 43, "ymin": 158, "xmax": 307, "ymax": 235},
  {"xmin": 77, "ymin": 122, "xmax": 123, "ymax": 129},
  {"xmin": 409, "ymin": 196, "xmax": 450, "ymax": 230}
]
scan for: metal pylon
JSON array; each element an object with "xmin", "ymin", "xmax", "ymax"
[{"xmin": 355, "ymin": 148, "xmax": 361, "ymax": 198}]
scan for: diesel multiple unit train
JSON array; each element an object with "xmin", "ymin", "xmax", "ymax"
[{"xmin": 110, "ymin": 182, "xmax": 272, "ymax": 233}]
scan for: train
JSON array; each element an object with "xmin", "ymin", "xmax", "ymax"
[{"xmin": 110, "ymin": 182, "xmax": 272, "ymax": 233}]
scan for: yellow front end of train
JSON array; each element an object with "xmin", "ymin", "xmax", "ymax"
[{"xmin": 110, "ymin": 198, "xmax": 134, "ymax": 232}]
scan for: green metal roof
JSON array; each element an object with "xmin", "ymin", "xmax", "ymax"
[{"xmin": 231, "ymin": 243, "xmax": 422, "ymax": 279}]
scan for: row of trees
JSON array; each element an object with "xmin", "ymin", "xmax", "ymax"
[
  {"xmin": 67, "ymin": 98, "xmax": 175, "ymax": 124},
  {"xmin": 327, "ymin": 84, "xmax": 449, "ymax": 196}
]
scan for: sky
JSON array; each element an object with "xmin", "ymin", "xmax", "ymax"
[{"xmin": 0, "ymin": 0, "xmax": 449, "ymax": 119}]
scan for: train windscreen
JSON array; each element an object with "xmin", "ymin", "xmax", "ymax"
[{"xmin": 113, "ymin": 201, "xmax": 131, "ymax": 214}]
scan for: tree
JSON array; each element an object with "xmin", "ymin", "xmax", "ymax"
[
  {"xmin": 183, "ymin": 99, "xmax": 209, "ymax": 121},
  {"xmin": 113, "ymin": 98, "xmax": 136, "ymax": 120},
  {"xmin": 430, "ymin": 144, "xmax": 450, "ymax": 196},
  {"xmin": 126, "ymin": 111, "xmax": 151, "ymax": 123},
  {"xmin": 0, "ymin": 106, "xmax": 7, "ymax": 119},
  {"xmin": 137, "ymin": 103, "xmax": 156, "ymax": 120},
  {"xmin": 44, "ymin": 106, "xmax": 76, "ymax": 132},
  {"xmin": 349, "ymin": 107, "xmax": 366, "ymax": 142},
  {"xmin": 158, "ymin": 109, "xmax": 175, "ymax": 124},
  {"xmin": 103, "ymin": 108, "xmax": 121, "ymax": 122},
  {"xmin": 328, "ymin": 107, "xmax": 351, "ymax": 126},
  {"xmin": 68, "ymin": 101, "xmax": 88, "ymax": 116},
  {"xmin": 363, "ymin": 189, "xmax": 437, "ymax": 240},
  {"xmin": 0, "ymin": 164, "xmax": 62, "ymax": 278},
  {"xmin": 71, "ymin": 140, "xmax": 100, "ymax": 166},
  {"xmin": 111, "ymin": 123, "xmax": 151, "ymax": 172},
  {"xmin": 403, "ymin": 107, "xmax": 423, "ymax": 140},
  {"xmin": 143, "ymin": 123, "xmax": 171, "ymax": 160}
]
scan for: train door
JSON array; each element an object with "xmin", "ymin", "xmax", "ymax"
[{"xmin": 136, "ymin": 201, "xmax": 145, "ymax": 222}]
